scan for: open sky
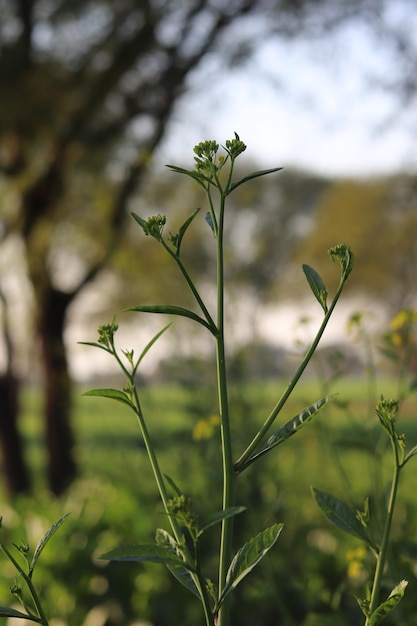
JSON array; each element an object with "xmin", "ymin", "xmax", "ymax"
[{"xmin": 159, "ymin": 18, "xmax": 417, "ymax": 177}]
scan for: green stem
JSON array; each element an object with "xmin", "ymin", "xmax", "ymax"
[
  {"xmin": 131, "ymin": 386, "xmax": 212, "ymax": 621},
  {"xmin": 365, "ymin": 440, "xmax": 401, "ymax": 624},
  {"xmin": 24, "ymin": 576, "xmax": 50, "ymax": 626},
  {"xmin": 1, "ymin": 545, "xmax": 48, "ymax": 625},
  {"xmin": 235, "ymin": 273, "xmax": 348, "ymax": 472},
  {"xmin": 212, "ymin": 190, "xmax": 235, "ymax": 626},
  {"xmin": 195, "ymin": 539, "xmax": 216, "ymax": 626}
]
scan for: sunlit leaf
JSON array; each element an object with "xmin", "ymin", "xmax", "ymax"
[
  {"xmin": 368, "ymin": 580, "xmax": 408, "ymax": 626},
  {"xmin": 155, "ymin": 529, "xmax": 200, "ymax": 598},
  {"xmin": 82, "ymin": 388, "xmax": 134, "ymax": 408},
  {"xmin": 312, "ymin": 487, "xmax": 373, "ymax": 547},
  {"xmin": 217, "ymin": 524, "xmax": 283, "ymax": 609},
  {"xmin": 302, "ymin": 264, "xmax": 328, "ymax": 313},
  {"xmin": 244, "ymin": 395, "xmax": 335, "ymax": 469},
  {"xmin": 30, "ymin": 513, "xmax": 70, "ymax": 576}
]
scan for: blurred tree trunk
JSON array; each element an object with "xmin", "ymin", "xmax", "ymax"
[
  {"xmin": 0, "ymin": 375, "xmax": 30, "ymax": 496},
  {"xmin": 0, "ymin": 292, "xmax": 30, "ymax": 496},
  {"xmin": 39, "ymin": 286, "xmax": 76, "ymax": 495}
]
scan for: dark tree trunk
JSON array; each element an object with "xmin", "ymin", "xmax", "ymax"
[
  {"xmin": 0, "ymin": 290, "xmax": 31, "ymax": 497},
  {"xmin": 0, "ymin": 374, "xmax": 31, "ymax": 496},
  {"xmin": 39, "ymin": 286, "xmax": 76, "ymax": 495}
]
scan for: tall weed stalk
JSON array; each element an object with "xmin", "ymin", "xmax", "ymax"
[{"xmin": 82, "ymin": 135, "xmax": 353, "ymax": 626}]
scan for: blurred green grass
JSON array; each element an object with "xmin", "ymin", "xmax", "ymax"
[{"xmin": 1, "ymin": 378, "xmax": 416, "ymax": 626}]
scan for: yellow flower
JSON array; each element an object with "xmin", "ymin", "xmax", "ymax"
[
  {"xmin": 192, "ymin": 415, "xmax": 221, "ymax": 442},
  {"xmin": 346, "ymin": 545, "xmax": 367, "ymax": 580}
]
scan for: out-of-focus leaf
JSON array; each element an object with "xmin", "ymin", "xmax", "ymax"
[
  {"xmin": 312, "ymin": 487, "xmax": 373, "ymax": 547},
  {"xmin": 82, "ymin": 388, "xmax": 133, "ymax": 408},
  {"xmin": 302, "ymin": 264, "xmax": 328, "ymax": 313}
]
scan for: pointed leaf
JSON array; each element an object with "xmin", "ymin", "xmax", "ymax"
[
  {"xmin": 227, "ymin": 167, "xmax": 283, "ymax": 194},
  {"xmin": 302, "ymin": 264, "xmax": 328, "ymax": 313},
  {"xmin": 100, "ymin": 543, "xmax": 191, "ymax": 568},
  {"xmin": 403, "ymin": 444, "xmax": 417, "ymax": 466},
  {"xmin": 126, "ymin": 304, "xmax": 215, "ymax": 333},
  {"xmin": 30, "ymin": 513, "xmax": 70, "ymax": 575},
  {"xmin": 78, "ymin": 341, "xmax": 110, "ymax": 352},
  {"xmin": 130, "ymin": 212, "xmax": 148, "ymax": 231},
  {"xmin": 368, "ymin": 580, "xmax": 408, "ymax": 626},
  {"xmin": 245, "ymin": 395, "xmax": 335, "ymax": 468},
  {"xmin": 0, "ymin": 607, "xmax": 41, "ymax": 622},
  {"xmin": 166, "ymin": 164, "xmax": 211, "ymax": 186},
  {"xmin": 82, "ymin": 388, "xmax": 134, "ymax": 408},
  {"xmin": 155, "ymin": 529, "xmax": 200, "ymax": 598},
  {"xmin": 218, "ymin": 524, "xmax": 283, "ymax": 608},
  {"xmin": 164, "ymin": 474, "xmax": 183, "ymax": 497},
  {"xmin": 176, "ymin": 208, "xmax": 201, "ymax": 253},
  {"xmin": 199, "ymin": 507, "xmax": 246, "ymax": 535},
  {"xmin": 136, "ymin": 323, "xmax": 171, "ymax": 370},
  {"xmin": 312, "ymin": 487, "xmax": 373, "ymax": 546}
]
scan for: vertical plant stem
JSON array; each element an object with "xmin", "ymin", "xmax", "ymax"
[
  {"xmin": 365, "ymin": 441, "xmax": 401, "ymax": 625},
  {"xmin": 216, "ymin": 192, "xmax": 235, "ymax": 626},
  {"xmin": 132, "ymin": 387, "xmax": 213, "ymax": 624}
]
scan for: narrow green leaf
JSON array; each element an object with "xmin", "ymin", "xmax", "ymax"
[
  {"xmin": 245, "ymin": 395, "xmax": 335, "ymax": 467},
  {"xmin": 100, "ymin": 543, "xmax": 190, "ymax": 568},
  {"xmin": 403, "ymin": 444, "xmax": 417, "ymax": 466},
  {"xmin": 155, "ymin": 529, "xmax": 200, "ymax": 598},
  {"xmin": 0, "ymin": 607, "xmax": 41, "ymax": 622},
  {"xmin": 136, "ymin": 323, "xmax": 171, "ymax": 370},
  {"xmin": 217, "ymin": 524, "xmax": 283, "ymax": 608},
  {"xmin": 302, "ymin": 264, "xmax": 328, "ymax": 313},
  {"xmin": 166, "ymin": 164, "xmax": 211, "ymax": 186},
  {"xmin": 30, "ymin": 513, "xmax": 70, "ymax": 575},
  {"xmin": 126, "ymin": 304, "xmax": 215, "ymax": 334},
  {"xmin": 199, "ymin": 507, "xmax": 246, "ymax": 536},
  {"xmin": 176, "ymin": 208, "xmax": 201, "ymax": 253},
  {"xmin": 82, "ymin": 388, "xmax": 134, "ymax": 408},
  {"xmin": 227, "ymin": 167, "xmax": 283, "ymax": 194},
  {"xmin": 78, "ymin": 341, "xmax": 110, "ymax": 352},
  {"xmin": 164, "ymin": 474, "xmax": 183, "ymax": 497},
  {"xmin": 130, "ymin": 212, "xmax": 148, "ymax": 230},
  {"xmin": 368, "ymin": 580, "xmax": 408, "ymax": 626},
  {"xmin": 312, "ymin": 487, "xmax": 373, "ymax": 546}
]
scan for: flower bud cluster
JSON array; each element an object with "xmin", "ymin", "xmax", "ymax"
[
  {"xmin": 98, "ymin": 321, "xmax": 118, "ymax": 349},
  {"xmin": 142, "ymin": 214, "xmax": 166, "ymax": 240}
]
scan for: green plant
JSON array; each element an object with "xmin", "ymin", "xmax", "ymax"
[
  {"xmin": 312, "ymin": 394, "xmax": 417, "ymax": 626},
  {"xmin": 0, "ymin": 514, "xmax": 69, "ymax": 625},
  {"xmin": 82, "ymin": 134, "xmax": 354, "ymax": 626}
]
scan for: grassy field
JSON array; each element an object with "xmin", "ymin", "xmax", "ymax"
[{"xmin": 1, "ymin": 377, "xmax": 416, "ymax": 626}]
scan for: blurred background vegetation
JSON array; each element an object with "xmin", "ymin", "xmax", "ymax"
[{"xmin": 0, "ymin": 1, "xmax": 416, "ymax": 624}]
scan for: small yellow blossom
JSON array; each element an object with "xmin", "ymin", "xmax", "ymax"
[
  {"xmin": 192, "ymin": 415, "xmax": 221, "ymax": 442},
  {"xmin": 346, "ymin": 545, "xmax": 367, "ymax": 580}
]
